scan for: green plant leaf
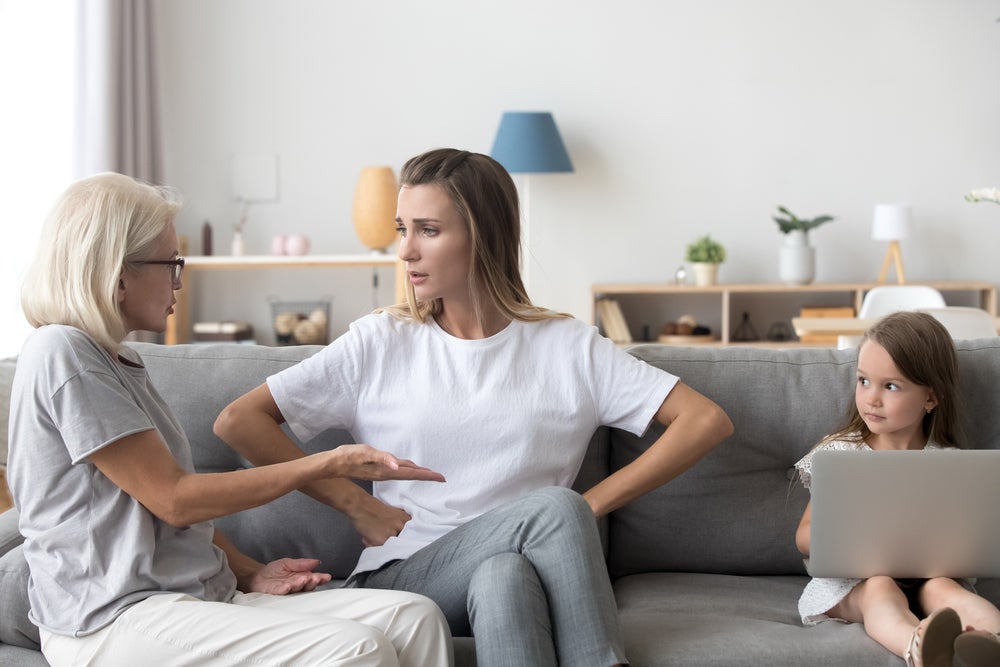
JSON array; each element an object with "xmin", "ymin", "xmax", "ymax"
[
  {"xmin": 685, "ymin": 234, "xmax": 726, "ymax": 263},
  {"xmin": 773, "ymin": 206, "xmax": 835, "ymax": 233}
]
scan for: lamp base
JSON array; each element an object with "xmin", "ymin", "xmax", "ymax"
[{"xmin": 876, "ymin": 240, "xmax": 906, "ymax": 285}]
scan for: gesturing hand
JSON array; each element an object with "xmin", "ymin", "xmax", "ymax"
[
  {"xmin": 325, "ymin": 444, "xmax": 446, "ymax": 483},
  {"xmin": 242, "ymin": 558, "xmax": 332, "ymax": 595}
]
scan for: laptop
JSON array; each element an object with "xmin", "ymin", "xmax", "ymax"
[{"xmin": 805, "ymin": 449, "xmax": 1000, "ymax": 579}]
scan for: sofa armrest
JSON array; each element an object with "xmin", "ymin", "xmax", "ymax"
[{"xmin": 0, "ymin": 508, "xmax": 22, "ymax": 557}]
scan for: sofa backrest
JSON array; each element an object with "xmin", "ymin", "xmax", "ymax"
[
  {"xmin": 606, "ymin": 339, "xmax": 1000, "ymax": 578},
  {"xmin": 132, "ymin": 339, "xmax": 1000, "ymax": 581},
  {"xmin": 132, "ymin": 342, "xmax": 368, "ymax": 578}
]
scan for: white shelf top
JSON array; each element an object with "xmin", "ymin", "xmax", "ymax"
[{"xmin": 184, "ymin": 253, "xmax": 400, "ymax": 269}]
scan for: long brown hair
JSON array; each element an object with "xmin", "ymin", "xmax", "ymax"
[
  {"xmin": 823, "ymin": 310, "xmax": 962, "ymax": 449},
  {"xmin": 379, "ymin": 148, "xmax": 567, "ymax": 325}
]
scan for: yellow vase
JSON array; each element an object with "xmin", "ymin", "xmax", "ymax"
[{"xmin": 352, "ymin": 166, "xmax": 399, "ymax": 253}]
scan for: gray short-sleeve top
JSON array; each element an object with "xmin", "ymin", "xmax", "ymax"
[{"xmin": 8, "ymin": 325, "xmax": 235, "ymax": 637}]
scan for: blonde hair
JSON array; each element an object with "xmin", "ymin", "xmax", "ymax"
[
  {"xmin": 822, "ymin": 310, "xmax": 962, "ymax": 450},
  {"xmin": 21, "ymin": 173, "xmax": 181, "ymax": 354},
  {"xmin": 379, "ymin": 148, "xmax": 568, "ymax": 325}
]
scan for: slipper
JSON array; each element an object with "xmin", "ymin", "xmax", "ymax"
[
  {"xmin": 904, "ymin": 607, "xmax": 962, "ymax": 667},
  {"xmin": 953, "ymin": 630, "xmax": 1000, "ymax": 667}
]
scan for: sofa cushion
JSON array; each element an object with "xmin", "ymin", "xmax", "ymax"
[
  {"xmin": 615, "ymin": 572, "xmax": 893, "ymax": 666},
  {"xmin": 610, "ymin": 345, "xmax": 854, "ymax": 577},
  {"xmin": 0, "ymin": 545, "xmax": 39, "ymax": 649}
]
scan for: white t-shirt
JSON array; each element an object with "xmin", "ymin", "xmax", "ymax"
[
  {"xmin": 268, "ymin": 312, "xmax": 678, "ymax": 575},
  {"xmin": 8, "ymin": 326, "xmax": 236, "ymax": 636}
]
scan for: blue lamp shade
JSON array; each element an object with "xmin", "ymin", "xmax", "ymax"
[{"xmin": 490, "ymin": 112, "xmax": 574, "ymax": 174}]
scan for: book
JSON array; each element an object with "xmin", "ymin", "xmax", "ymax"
[
  {"xmin": 798, "ymin": 306, "xmax": 855, "ymax": 344},
  {"xmin": 597, "ymin": 299, "xmax": 633, "ymax": 344}
]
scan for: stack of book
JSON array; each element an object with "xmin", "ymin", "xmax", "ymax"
[
  {"xmin": 192, "ymin": 321, "xmax": 254, "ymax": 343},
  {"xmin": 797, "ymin": 306, "xmax": 855, "ymax": 344},
  {"xmin": 596, "ymin": 299, "xmax": 633, "ymax": 344}
]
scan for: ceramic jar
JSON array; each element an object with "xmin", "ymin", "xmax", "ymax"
[{"xmin": 778, "ymin": 230, "xmax": 815, "ymax": 285}]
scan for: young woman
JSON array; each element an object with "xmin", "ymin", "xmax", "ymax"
[
  {"xmin": 794, "ymin": 311, "xmax": 1000, "ymax": 667},
  {"xmin": 9, "ymin": 172, "xmax": 453, "ymax": 667},
  {"xmin": 215, "ymin": 148, "xmax": 734, "ymax": 666}
]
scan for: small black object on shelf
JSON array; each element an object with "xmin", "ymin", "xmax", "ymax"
[
  {"xmin": 201, "ymin": 220, "xmax": 213, "ymax": 256},
  {"xmin": 731, "ymin": 312, "xmax": 759, "ymax": 342},
  {"xmin": 767, "ymin": 321, "xmax": 793, "ymax": 342}
]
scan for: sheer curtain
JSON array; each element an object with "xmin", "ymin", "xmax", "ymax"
[{"xmin": 76, "ymin": 0, "xmax": 163, "ymax": 184}]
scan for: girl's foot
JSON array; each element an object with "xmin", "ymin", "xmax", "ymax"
[
  {"xmin": 953, "ymin": 630, "xmax": 1000, "ymax": 667},
  {"xmin": 904, "ymin": 607, "xmax": 962, "ymax": 667}
]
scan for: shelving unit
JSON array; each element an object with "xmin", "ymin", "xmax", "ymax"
[
  {"xmin": 591, "ymin": 281, "xmax": 998, "ymax": 347},
  {"xmin": 166, "ymin": 254, "xmax": 406, "ymax": 344}
]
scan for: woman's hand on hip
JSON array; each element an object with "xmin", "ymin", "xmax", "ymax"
[
  {"xmin": 349, "ymin": 493, "xmax": 414, "ymax": 548},
  {"xmin": 319, "ymin": 445, "xmax": 443, "ymax": 547}
]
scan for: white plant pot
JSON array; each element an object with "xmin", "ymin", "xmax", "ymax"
[
  {"xmin": 692, "ymin": 262, "xmax": 719, "ymax": 287},
  {"xmin": 778, "ymin": 231, "xmax": 815, "ymax": 285}
]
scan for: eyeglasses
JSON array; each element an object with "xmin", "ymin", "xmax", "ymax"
[{"xmin": 136, "ymin": 258, "xmax": 185, "ymax": 285}]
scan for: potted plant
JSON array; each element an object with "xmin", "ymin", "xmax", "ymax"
[
  {"xmin": 965, "ymin": 187, "xmax": 1000, "ymax": 205},
  {"xmin": 772, "ymin": 206, "xmax": 835, "ymax": 285},
  {"xmin": 685, "ymin": 235, "xmax": 726, "ymax": 286}
]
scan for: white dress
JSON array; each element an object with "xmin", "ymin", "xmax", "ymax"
[{"xmin": 794, "ymin": 436, "xmax": 946, "ymax": 625}]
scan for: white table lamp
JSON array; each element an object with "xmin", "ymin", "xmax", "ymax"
[{"xmin": 872, "ymin": 203, "xmax": 913, "ymax": 284}]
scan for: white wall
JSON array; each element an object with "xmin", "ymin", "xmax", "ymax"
[{"xmin": 154, "ymin": 0, "xmax": 1000, "ymax": 343}]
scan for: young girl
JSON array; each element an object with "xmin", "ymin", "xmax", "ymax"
[
  {"xmin": 794, "ymin": 311, "xmax": 1000, "ymax": 667},
  {"xmin": 216, "ymin": 148, "xmax": 734, "ymax": 666}
]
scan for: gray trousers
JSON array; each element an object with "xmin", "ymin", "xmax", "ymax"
[{"xmin": 350, "ymin": 486, "xmax": 626, "ymax": 667}]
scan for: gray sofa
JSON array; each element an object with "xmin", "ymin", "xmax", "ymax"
[{"xmin": 1, "ymin": 339, "xmax": 999, "ymax": 666}]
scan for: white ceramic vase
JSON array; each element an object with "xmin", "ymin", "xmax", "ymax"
[
  {"xmin": 231, "ymin": 230, "xmax": 245, "ymax": 256},
  {"xmin": 778, "ymin": 230, "xmax": 814, "ymax": 285},
  {"xmin": 692, "ymin": 262, "xmax": 719, "ymax": 287}
]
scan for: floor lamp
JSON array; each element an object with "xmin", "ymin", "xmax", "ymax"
[
  {"xmin": 872, "ymin": 203, "xmax": 914, "ymax": 285},
  {"xmin": 490, "ymin": 111, "xmax": 574, "ymax": 292}
]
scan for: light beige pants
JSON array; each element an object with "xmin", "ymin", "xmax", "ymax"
[{"xmin": 40, "ymin": 588, "xmax": 453, "ymax": 667}]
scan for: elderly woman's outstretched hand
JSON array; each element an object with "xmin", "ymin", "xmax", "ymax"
[{"xmin": 324, "ymin": 444, "xmax": 446, "ymax": 483}]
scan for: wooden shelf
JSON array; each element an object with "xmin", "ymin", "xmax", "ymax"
[
  {"xmin": 167, "ymin": 254, "xmax": 406, "ymax": 344},
  {"xmin": 591, "ymin": 281, "xmax": 998, "ymax": 347}
]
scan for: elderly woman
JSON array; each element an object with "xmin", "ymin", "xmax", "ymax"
[{"xmin": 9, "ymin": 172, "xmax": 452, "ymax": 667}]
